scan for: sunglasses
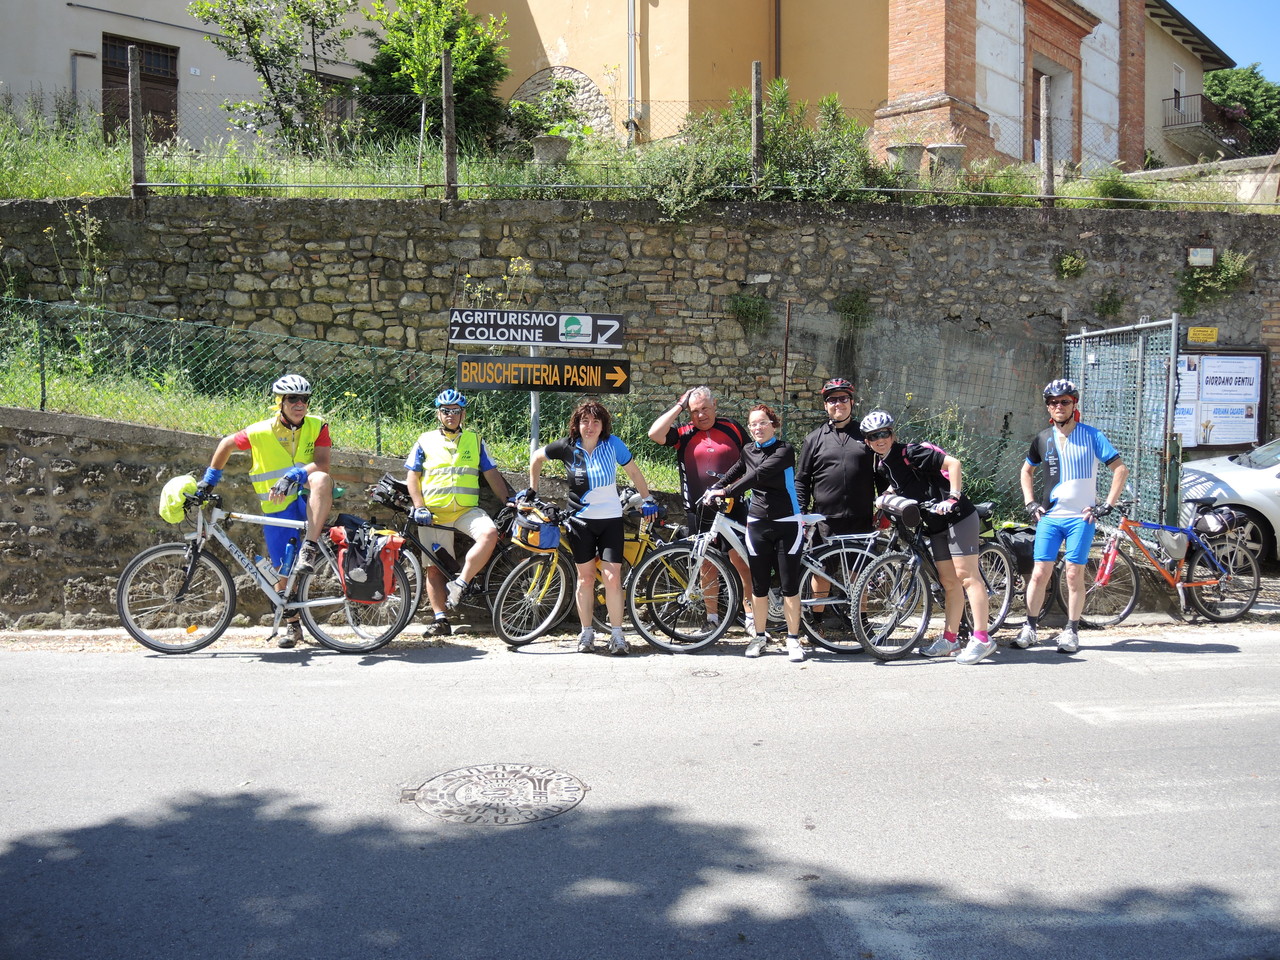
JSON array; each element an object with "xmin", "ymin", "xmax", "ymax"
[
  {"xmin": 1045, "ymin": 397, "xmax": 1075, "ymax": 407},
  {"xmin": 824, "ymin": 395, "xmax": 852, "ymax": 404},
  {"xmin": 283, "ymin": 394, "xmax": 310, "ymax": 404},
  {"xmin": 439, "ymin": 406, "xmax": 464, "ymax": 415},
  {"xmin": 865, "ymin": 429, "xmax": 894, "ymax": 442}
]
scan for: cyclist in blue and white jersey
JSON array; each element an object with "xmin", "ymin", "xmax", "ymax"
[
  {"xmin": 526, "ymin": 400, "xmax": 657, "ymax": 656},
  {"xmin": 1018, "ymin": 379, "xmax": 1129, "ymax": 654}
]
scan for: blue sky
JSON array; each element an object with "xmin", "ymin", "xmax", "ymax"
[{"xmin": 1163, "ymin": 0, "xmax": 1279, "ymax": 80}]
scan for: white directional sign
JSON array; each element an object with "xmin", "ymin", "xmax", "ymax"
[{"xmin": 448, "ymin": 309, "xmax": 624, "ymax": 349}]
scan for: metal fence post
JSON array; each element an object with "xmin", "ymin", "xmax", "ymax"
[
  {"xmin": 752, "ymin": 61, "xmax": 764, "ymax": 191},
  {"xmin": 128, "ymin": 46, "xmax": 147, "ymax": 200},
  {"xmin": 1039, "ymin": 74, "xmax": 1054, "ymax": 207},
  {"xmin": 442, "ymin": 49, "xmax": 457, "ymax": 201}
]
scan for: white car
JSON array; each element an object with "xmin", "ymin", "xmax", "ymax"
[{"xmin": 1180, "ymin": 438, "xmax": 1280, "ymax": 561}]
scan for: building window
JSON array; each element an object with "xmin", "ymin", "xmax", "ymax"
[
  {"xmin": 1172, "ymin": 64, "xmax": 1185, "ymax": 112},
  {"xmin": 102, "ymin": 34, "xmax": 179, "ymax": 139}
]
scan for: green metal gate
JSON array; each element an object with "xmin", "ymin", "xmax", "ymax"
[{"xmin": 1064, "ymin": 318, "xmax": 1179, "ymax": 524}]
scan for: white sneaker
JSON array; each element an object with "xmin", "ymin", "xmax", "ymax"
[
  {"xmin": 1013, "ymin": 623, "xmax": 1037, "ymax": 649},
  {"xmin": 956, "ymin": 636, "xmax": 997, "ymax": 665},
  {"xmin": 785, "ymin": 635, "xmax": 808, "ymax": 662},
  {"xmin": 577, "ymin": 630, "xmax": 596, "ymax": 653},
  {"xmin": 920, "ymin": 636, "xmax": 960, "ymax": 658},
  {"xmin": 745, "ymin": 635, "xmax": 768, "ymax": 658},
  {"xmin": 608, "ymin": 633, "xmax": 629, "ymax": 656},
  {"xmin": 1055, "ymin": 626, "xmax": 1079, "ymax": 654}
]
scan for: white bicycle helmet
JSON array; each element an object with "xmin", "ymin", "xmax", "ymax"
[
  {"xmin": 1042, "ymin": 378, "xmax": 1078, "ymax": 400},
  {"xmin": 272, "ymin": 374, "xmax": 312, "ymax": 396},
  {"xmin": 435, "ymin": 388, "xmax": 467, "ymax": 408},
  {"xmin": 859, "ymin": 410, "xmax": 895, "ymax": 434}
]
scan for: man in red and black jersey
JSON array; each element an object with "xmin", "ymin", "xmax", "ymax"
[{"xmin": 648, "ymin": 385, "xmax": 755, "ymax": 630}]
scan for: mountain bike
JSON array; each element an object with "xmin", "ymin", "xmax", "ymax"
[
  {"xmin": 365, "ymin": 472, "xmax": 522, "ymax": 622},
  {"xmin": 850, "ymin": 497, "xmax": 1016, "ymax": 660},
  {"xmin": 1037, "ymin": 497, "xmax": 1261, "ymax": 626},
  {"xmin": 116, "ymin": 492, "xmax": 412, "ymax": 654},
  {"xmin": 624, "ymin": 493, "xmax": 882, "ymax": 653}
]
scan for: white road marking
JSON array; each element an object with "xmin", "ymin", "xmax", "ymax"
[{"xmin": 1055, "ymin": 699, "xmax": 1280, "ymax": 725}]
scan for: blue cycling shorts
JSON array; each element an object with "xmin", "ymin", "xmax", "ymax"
[
  {"xmin": 1033, "ymin": 514, "xmax": 1095, "ymax": 566},
  {"xmin": 264, "ymin": 496, "xmax": 308, "ymax": 567}
]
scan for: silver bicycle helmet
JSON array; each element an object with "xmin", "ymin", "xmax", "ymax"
[
  {"xmin": 435, "ymin": 388, "xmax": 467, "ymax": 408},
  {"xmin": 1042, "ymin": 378, "xmax": 1079, "ymax": 400},
  {"xmin": 859, "ymin": 410, "xmax": 895, "ymax": 434},
  {"xmin": 272, "ymin": 374, "xmax": 312, "ymax": 396}
]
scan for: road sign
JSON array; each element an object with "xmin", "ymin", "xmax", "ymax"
[
  {"xmin": 457, "ymin": 355, "xmax": 630, "ymax": 394},
  {"xmin": 448, "ymin": 309, "xmax": 624, "ymax": 349}
]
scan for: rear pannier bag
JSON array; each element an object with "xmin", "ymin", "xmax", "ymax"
[
  {"xmin": 327, "ymin": 513, "xmax": 404, "ymax": 603},
  {"xmin": 1193, "ymin": 506, "xmax": 1240, "ymax": 537}
]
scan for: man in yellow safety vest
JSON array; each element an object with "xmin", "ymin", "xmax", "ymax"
[
  {"xmin": 196, "ymin": 373, "xmax": 334, "ymax": 647},
  {"xmin": 405, "ymin": 388, "xmax": 512, "ymax": 636}
]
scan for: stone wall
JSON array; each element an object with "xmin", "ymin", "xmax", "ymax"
[
  {"xmin": 1, "ymin": 196, "xmax": 1276, "ymax": 445},
  {"xmin": 0, "ymin": 407, "xmax": 410, "ymax": 629}
]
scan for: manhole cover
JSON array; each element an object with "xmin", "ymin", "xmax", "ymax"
[
  {"xmin": 402, "ymin": 763, "xmax": 587, "ymax": 825},
  {"xmin": 691, "ymin": 669, "xmax": 721, "ymax": 678}
]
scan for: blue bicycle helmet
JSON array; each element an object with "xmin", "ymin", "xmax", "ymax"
[{"xmin": 435, "ymin": 388, "xmax": 467, "ymax": 408}]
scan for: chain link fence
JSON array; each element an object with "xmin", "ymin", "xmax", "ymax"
[
  {"xmin": 3, "ymin": 297, "xmax": 1057, "ymax": 519},
  {"xmin": 3, "ymin": 85, "xmax": 1276, "ymax": 208}
]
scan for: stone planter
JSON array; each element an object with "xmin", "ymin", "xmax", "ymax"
[
  {"xmin": 884, "ymin": 142, "xmax": 926, "ymax": 178},
  {"xmin": 531, "ymin": 134, "xmax": 571, "ymax": 163},
  {"xmin": 926, "ymin": 142, "xmax": 966, "ymax": 176}
]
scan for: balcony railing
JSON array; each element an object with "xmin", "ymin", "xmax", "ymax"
[{"xmin": 1163, "ymin": 93, "xmax": 1251, "ymax": 158}]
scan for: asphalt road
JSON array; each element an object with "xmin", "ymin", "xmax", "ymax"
[{"xmin": 2, "ymin": 622, "xmax": 1277, "ymax": 960}]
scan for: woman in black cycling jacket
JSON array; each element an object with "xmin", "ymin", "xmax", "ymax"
[{"xmin": 708, "ymin": 404, "xmax": 808, "ymax": 663}]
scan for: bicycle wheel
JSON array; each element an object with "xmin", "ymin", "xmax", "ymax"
[
  {"xmin": 1186, "ymin": 540, "xmax": 1260, "ymax": 622},
  {"xmin": 481, "ymin": 541, "xmax": 525, "ymax": 613},
  {"xmin": 1055, "ymin": 545, "xmax": 1139, "ymax": 628},
  {"xmin": 625, "ymin": 542, "xmax": 739, "ymax": 652},
  {"xmin": 493, "ymin": 553, "xmax": 572, "ymax": 646},
  {"xmin": 977, "ymin": 542, "xmax": 1016, "ymax": 634},
  {"xmin": 851, "ymin": 552, "xmax": 932, "ymax": 660},
  {"xmin": 399, "ymin": 546, "xmax": 425, "ymax": 622},
  {"xmin": 116, "ymin": 543, "xmax": 236, "ymax": 654},
  {"xmin": 801, "ymin": 543, "xmax": 878, "ymax": 654},
  {"xmin": 296, "ymin": 554, "xmax": 412, "ymax": 653}
]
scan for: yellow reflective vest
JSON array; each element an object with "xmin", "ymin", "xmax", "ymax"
[
  {"xmin": 246, "ymin": 415, "xmax": 324, "ymax": 514},
  {"xmin": 413, "ymin": 429, "xmax": 481, "ymax": 510}
]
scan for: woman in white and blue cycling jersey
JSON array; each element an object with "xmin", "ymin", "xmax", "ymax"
[{"xmin": 526, "ymin": 400, "xmax": 657, "ymax": 657}]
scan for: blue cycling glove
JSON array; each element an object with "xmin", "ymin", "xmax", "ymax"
[
  {"xmin": 411, "ymin": 506, "xmax": 433, "ymax": 525},
  {"xmin": 201, "ymin": 467, "xmax": 223, "ymax": 488},
  {"xmin": 641, "ymin": 497, "xmax": 659, "ymax": 518}
]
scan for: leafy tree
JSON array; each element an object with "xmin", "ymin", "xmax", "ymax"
[
  {"xmin": 361, "ymin": 0, "xmax": 509, "ymax": 150},
  {"xmin": 1203, "ymin": 63, "xmax": 1280, "ymax": 155},
  {"xmin": 188, "ymin": 0, "xmax": 357, "ymax": 154}
]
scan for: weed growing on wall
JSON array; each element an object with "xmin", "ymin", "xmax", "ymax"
[{"xmin": 1176, "ymin": 248, "xmax": 1254, "ymax": 316}]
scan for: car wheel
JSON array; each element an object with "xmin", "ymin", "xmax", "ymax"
[{"xmin": 1230, "ymin": 506, "xmax": 1274, "ymax": 562}]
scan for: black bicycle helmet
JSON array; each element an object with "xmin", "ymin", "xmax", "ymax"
[{"xmin": 1042, "ymin": 378, "xmax": 1079, "ymax": 400}]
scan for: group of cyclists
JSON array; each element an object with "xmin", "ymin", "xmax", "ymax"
[{"xmin": 192, "ymin": 372, "xmax": 1127, "ymax": 662}]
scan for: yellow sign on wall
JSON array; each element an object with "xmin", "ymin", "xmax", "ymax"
[{"xmin": 1187, "ymin": 327, "xmax": 1219, "ymax": 344}]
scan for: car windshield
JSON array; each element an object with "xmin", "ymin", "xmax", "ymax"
[{"xmin": 1239, "ymin": 438, "xmax": 1280, "ymax": 469}]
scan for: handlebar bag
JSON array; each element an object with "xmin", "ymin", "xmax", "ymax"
[{"xmin": 514, "ymin": 507, "xmax": 561, "ymax": 553}]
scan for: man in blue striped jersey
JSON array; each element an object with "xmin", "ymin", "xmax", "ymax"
[{"xmin": 1017, "ymin": 379, "xmax": 1129, "ymax": 654}]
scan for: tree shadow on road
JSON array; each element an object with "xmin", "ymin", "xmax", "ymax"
[{"xmin": 2, "ymin": 790, "xmax": 1275, "ymax": 960}]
